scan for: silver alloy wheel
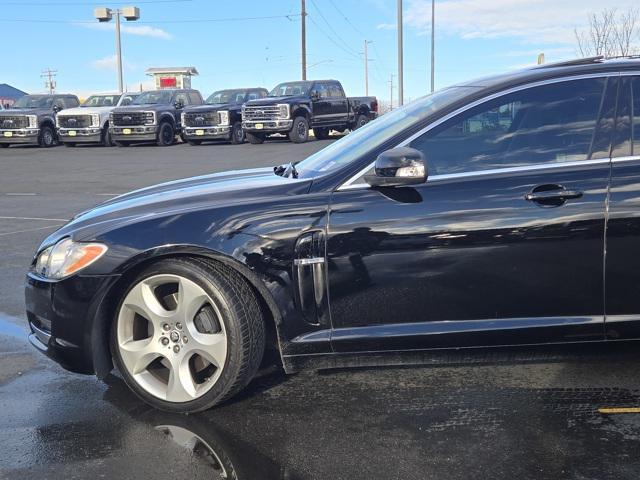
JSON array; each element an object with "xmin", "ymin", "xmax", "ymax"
[{"xmin": 116, "ymin": 274, "xmax": 228, "ymax": 403}]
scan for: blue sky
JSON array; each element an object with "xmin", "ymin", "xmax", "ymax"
[{"xmin": 1, "ymin": 0, "xmax": 636, "ymax": 103}]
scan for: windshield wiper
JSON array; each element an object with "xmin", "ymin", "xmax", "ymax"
[{"xmin": 274, "ymin": 162, "xmax": 299, "ymax": 178}]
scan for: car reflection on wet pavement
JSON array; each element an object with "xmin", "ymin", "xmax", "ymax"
[{"xmin": 3, "ymin": 315, "xmax": 640, "ymax": 480}]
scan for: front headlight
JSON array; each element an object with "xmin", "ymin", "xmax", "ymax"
[
  {"xmin": 180, "ymin": 112, "xmax": 186, "ymax": 124},
  {"xmin": 91, "ymin": 114, "xmax": 100, "ymax": 128},
  {"xmin": 35, "ymin": 238, "xmax": 108, "ymax": 279},
  {"xmin": 218, "ymin": 110, "xmax": 229, "ymax": 126},
  {"xmin": 277, "ymin": 104, "xmax": 290, "ymax": 119},
  {"xmin": 144, "ymin": 111, "xmax": 156, "ymax": 125},
  {"xmin": 27, "ymin": 115, "xmax": 37, "ymax": 128}
]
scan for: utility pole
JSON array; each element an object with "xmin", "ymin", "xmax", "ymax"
[
  {"xmin": 40, "ymin": 68, "xmax": 57, "ymax": 94},
  {"xmin": 430, "ymin": 0, "xmax": 435, "ymax": 93},
  {"xmin": 389, "ymin": 74, "xmax": 395, "ymax": 111},
  {"xmin": 364, "ymin": 40, "xmax": 372, "ymax": 96},
  {"xmin": 397, "ymin": 0, "xmax": 403, "ymax": 106},
  {"xmin": 301, "ymin": 0, "xmax": 307, "ymax": 80},
  {"xmin": 115, "ymin": 9, "xmax": 124, "ymax": 93}
]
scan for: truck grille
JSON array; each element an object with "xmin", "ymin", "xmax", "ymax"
[
  {"xmin": 58, "ymin": 115, "xmax": 92, "ymax": 128},
  {"xmin": 183, "ymin": 111, "xmax": 219, "ymax": 127},
  {"xmin": 0, "ymin": 115, "xmax": 29, "ymax": 129},
  {"xmin": 243, "ymin": 105, "xmax": 280, "ymax": 122},
  {"xmin": 111, "ymin": 112, "xmax": 149, "ymax": 126}
]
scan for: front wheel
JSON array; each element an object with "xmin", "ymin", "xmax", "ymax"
[
  {"xmin": 156, "ymin": 122, "xmax": 175, "ymax": 147},
  {"xmin": 312, "ymin": 127, "xmax": 330, "ymax": 140},
  {"xmin": 288, "ymin": 116, "xmax": 309, "ymax": 143},
  {"xmin": 246, "ymin": 132, "xmax": 265, "ymax": 144},
  {"xmin": 38, "ymin": 125, "xmax": 56, "ymax": 147},
  {"xmin": 111, "ymin": 258, "xmax": 265, "ymax": 413},
  {"xmin": 230, "ymin": 122, "xmax": 244, "ymax": 145}
]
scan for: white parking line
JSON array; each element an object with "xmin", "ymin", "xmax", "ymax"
[
  {"xmin": 0, "ymin": 216, "xmax": 69, "ymax": 222},
  {"xmin": 0, "ymin": 224, "xmax": 64, "ymax": 237}
]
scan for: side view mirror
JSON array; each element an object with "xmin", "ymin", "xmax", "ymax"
[
  {"xmin": 52, "ymin": 104, "xmax": 62, "ymax": 113},
  {"xmin": 364, "ymin": 147, "xmax": 428, "ymax": 187},
  {"xmin": 174, "ymin": 100, "xmax": 184, "ymax": 109}
]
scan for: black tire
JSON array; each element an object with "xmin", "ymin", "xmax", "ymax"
[
  {"xmin": 288, "ymin": 116, "xmax": 309, "ymax": 143},
  {"xmin": 186, "ymin": 139, "xmax": 202, "ymax": 146},
  {"xmin": 102, "ymin": 125, "xmax": 114, "ymax": 147},
  {"xmin": 156, "ymin": 122, "xmax": 175, "ymax": 147},
  {"xmin": 111, "ymin": 258, "xmax": 266, "ymax": 413},
  {"xmin": 38, "ymin": 124, "xmax": 56, "ymax": 147},
  {"xmin": 230, "ymin": 122, "xmax": 245, "ymax": 145},
  {"xmin": 313, "ymin": 127, "xmax": 330, "ymax": 140},
  {"xmin": 63, "ymin": 142, "xmax": 76, "ymax": 148},
  {"xmin": 354, "ymin": 114, "xmax": 369, "ymax": 130},
  {"xmin": 246, "ymin": 132, "xmax": 265, "ymax": 144},
  {"xmin": 0, "ymin": 144, "xmax": 9, "ymax": 148},
  {"xmin": 115, "ymin": 141, "xmax": 131, "ymax": 147}
]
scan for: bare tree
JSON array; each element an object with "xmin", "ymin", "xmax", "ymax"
[{"xmin": 575, "ymin": 8, "xmax": 640, "ymax": 58}]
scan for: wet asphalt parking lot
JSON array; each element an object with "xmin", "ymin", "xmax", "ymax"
[{"xmin": 2, "ymin": 139, "xmax": 640, "ymax": 480}]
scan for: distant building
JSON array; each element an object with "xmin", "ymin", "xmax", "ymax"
[
  {"xmin": 0, "ymin": 84, "xmax": 27, "ymax": 108},
  {"xmin": 145, "ymin": 67, "xmax": 199, "ymax": 89}
]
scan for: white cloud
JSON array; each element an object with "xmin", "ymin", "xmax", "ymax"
[
  {"xmin": 404, "ymin": 0, "xmax": 639, "ymax": 45},
  {"xmin": 376, "ymin": 23, "xmax": 397, "ymax": 30},
  {"xmin": 91, "ymin": 54, "xmax": 135, "ymax": 72},
  {"xmin": 80, "ymin": 22, "xmax": 172, "ymax": 40}
]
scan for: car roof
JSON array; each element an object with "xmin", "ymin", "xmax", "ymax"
[{"xmin": 454, "ymin": 56, "xmax": 640, "ymax": 92}]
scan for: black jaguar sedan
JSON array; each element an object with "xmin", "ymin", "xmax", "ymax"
[{"xmin": 25, "ymin": 56, "xmax": 640, "ymax": 412}]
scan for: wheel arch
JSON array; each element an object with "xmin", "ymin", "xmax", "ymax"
[
  {"xmin": 90, "ymin": 245, "xmax": 285, "ymax": 379},
  {"xmin": 291, "ymin": 105, "xmax": 311, "ymax": 120}
]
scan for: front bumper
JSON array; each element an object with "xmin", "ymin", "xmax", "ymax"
[
  {"xmin": 183, "ymin": 125, "xmax": 231, "ymax": 140},
  {"xmin": 243, "ymin": 119, "xmax": 293, "ymax": 133},
  {"xmin": 25, "ymin": 271, "xmax": 119, "ymax": 375},
  {"xmin": 110, "ymin": 125, "xmax": 158, "ymax": 142},
  {"xmin": 58, "ymin": 127, "xmax": 102, "ymax": 143},
  {"xmin": 0, "ymin": 128, "xmax": 40, "ymax": 144}
]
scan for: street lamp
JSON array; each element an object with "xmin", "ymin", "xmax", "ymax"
[{"xmin": 94, "ymin": 6, "xmax": 140, "ymax": 93}]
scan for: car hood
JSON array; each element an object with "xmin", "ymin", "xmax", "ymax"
[
  {"xmin": 57, "ymin": 106, "xmax": 113, "ymax": 116},
  {"xmin": 42, "ymin": 167, "xmax": 313, "ymax": 244},
  {"xmin": 0, "ymin": 108, "xmax": 43, "ymax": 116},
  {"xmin": 244, "ymin": 95, "xmax": 307, "ymax": 106},
  {"xmin": 112, "ymin": 104, "xmax": 170, "ymax": 113},
  {"xmin": 184, "ymin": 103, "xmax": 239, "ymax": 113}
]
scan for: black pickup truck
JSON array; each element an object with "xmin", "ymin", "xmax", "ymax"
[
  {"xmin": 242, "ymin": 79, "xmax": 378, "ymax": 144},
  {"xmin": 181, "ymin": 88, "xmax": 268, "ymax": 145},
  {"xmin": 109, "ymin": 89, "xmax": 203, "ymax": 147}
]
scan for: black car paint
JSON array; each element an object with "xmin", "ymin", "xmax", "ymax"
[{"xmin": 24, "ymin": 60, "xmax": 640, "ymax": 380}]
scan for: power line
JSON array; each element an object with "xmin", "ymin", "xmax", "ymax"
[
  {"xmin": 308, "ymin": 0, "xmax": 360, "ymax": 57},
  {"xmin": 306, "ymin": 14, "xmax": 360, "ymax": 60},
  {"xmin": 327, "ymin": 0, "xmax": 368, "ymax": 38}
]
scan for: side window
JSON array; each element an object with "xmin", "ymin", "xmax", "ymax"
[
  {"xmin": 313, "ymin": 83, "xmax": 330, "ymax": 99},
  {"xmin": 175, "ymin": 92, "xmax": 189, "ymax": 105},
  {"xmin": 53, "ymin": 97, "xmax": 65, "ymax": 110},
  {"xmin": 330, "ymin": 83, "xmax": 344, "ymax": 98},
  {"xmin": 410, "ymin": 78, "xmax": 607, "ymax": 176},
  {"xmin": 633, "ymin": 78, "xmax": 640, "ymax": 155},
  {"xmin": 67, "ymin": 96, "xmax": 80, "ymax": 108},
  {"xmin": 246, "ymin": 91, "xmax": 259, "ymax": 101},
  {"xmin": 188, "ymin": 91, "xmax": 203, "ymax": 105}
]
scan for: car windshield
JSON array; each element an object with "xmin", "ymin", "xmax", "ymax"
[
  {"xmin": 293, "ymin": 87, "xmax": 480, "ymax": 179},
  {"xmin": 12, "ymin": 95, "xmax": 54, "ymax": 109},
  {"xmin": 269, "ymin": 82, "xmax": 311, "ymax": 97},
  {"xmin": 133, "ymin": 91, "xmax": 174, "ymax": 105},
  {"xmin": 82, "ymin": 95, "xmax": 122, "ymax": 107},
  {"xmin": 206, "ymin": 90, "xmax": 247, "ymax": 104}
]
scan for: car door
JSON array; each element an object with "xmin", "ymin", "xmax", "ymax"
[
  {"xmin": 326, "ymin": 75, "xmax": 616, "ymax": 352},
  {"xmin": 310, "ymin": 82, "xmax": 331, "ymax": 126},
  {"xmin": 605, "ymin": 74, "xmax": 640, "ymax": 339},
  {"xmin": 328, "ymin": 82, "xmax": 349, "ymax": 124}
]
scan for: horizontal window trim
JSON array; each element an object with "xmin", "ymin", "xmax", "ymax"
[
  {"xmin": 337, "ymin": 71, "xmax": 631, "ymax": 192},
  {"xmin": 337, "ymin": 158, "xmax": 612, "ymax": 191},
  {"xmin": 611, "ymin": 155, "xmax": 640, "ymax": 163}
]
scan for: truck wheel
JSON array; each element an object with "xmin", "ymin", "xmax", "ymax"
[
  {"xmin": 115, "ymin": 141, "xmax": 131, "ymax": 147},
  {"xmin": 230, "ymin": 122, "xmax": 245, "ymax": 145},
  {"xmin": 246, "ymin": 132, "xmax": 265, "ymax": 145},
  {"xmin": 313, "ymin": 127, "xmax": 330, "ymax": 140},
  {"xmin": 288, "ymin": 116, "xmax": 309, "ymax": 143},
  {"xmin": 38, "ymin": 125, "xmax": 56, "ymax": 147},
  {"xmin": 156, "ymin": 122, "xmax": 175, "ymax": 147},
  {"xmin": 354, "ymin": 114, "xmax": 369, "ymax": 130},
  {"xmin": 102, "ymin": 125, "xmax": 114, "ymax": 147}
]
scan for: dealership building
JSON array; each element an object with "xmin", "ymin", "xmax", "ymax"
[{"xmin": 0, "ymin": 83, "xmax": 27, "ymax": 108}]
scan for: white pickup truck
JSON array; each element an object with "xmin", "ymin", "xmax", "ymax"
[{"xmin": 56, "ymin": 93, "xmax": 138, "ymax": 147}]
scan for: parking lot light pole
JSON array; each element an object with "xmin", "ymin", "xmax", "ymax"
[{"xmin": 94, "ymin": 6, "xmax": 140, "ymax": 93}]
